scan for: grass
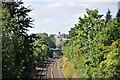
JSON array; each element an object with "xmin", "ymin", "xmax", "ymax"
[
  {"xmin": 59, "ymin": 54, "xmax": 89, "ymax": 78},
  {"xmin": 59, "ymin": 56, "xmax": 79, "ymax": 78}
]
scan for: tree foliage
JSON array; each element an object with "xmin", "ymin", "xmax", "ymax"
[
  {"xmin": 62, "ymin": 8, "xmax": 120, "ymax": 78},
  {"xmin": 33, "ymin": 33, "xmax": 55, "ymax": 66},
  {"xmin": 2, "ymin": 1, "xmax": 53, "ymax": 79}
]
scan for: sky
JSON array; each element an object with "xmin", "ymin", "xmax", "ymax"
[{"xmin": 21, "ymin": 0, "xmax": 119, "ymax": 35}]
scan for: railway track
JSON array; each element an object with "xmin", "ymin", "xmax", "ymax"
[
  {"xmin": 29, "ymin": 56, "xmax": 65, "ymax": 80},
  {"xmin": 47, "ymin": 56, "xmax": 66, "ymax": 79},
  {"xmin": 33, "ymin": 60, "xmax": 51, "ymax": 79}
]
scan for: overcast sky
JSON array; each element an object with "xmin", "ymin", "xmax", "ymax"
[{"xmin": 22, "ymin": 0, "xmax": 119, "ymax": 34}]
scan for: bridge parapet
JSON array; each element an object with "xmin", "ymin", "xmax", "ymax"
[
  {"xmin": 50, "ymin": 48, "xmax": 61, "ymax": 51},
  {"xmin": 50, "ymin": 48, "xmax": 63, "ymax": 56}
]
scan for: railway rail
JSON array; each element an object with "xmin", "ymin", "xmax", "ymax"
[{"xmin": 28, "ymin": 55, "xmax": 65, "ymax": 80}]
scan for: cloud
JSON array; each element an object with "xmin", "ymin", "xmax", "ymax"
[
  {"xmin": 24, "ymin": 1, "xmax": 117, "ymax": 17},
  {"xmin": 23, "ymin": 1, "xmax": 118, "ymax": 34},
  {"xmin": 27, "ymin": 2, "xmax": 87, "ymax": 16},
  {"xmin": 22, "ymin": 0, "xmax": 120, "ymax": 2},
  {"xmin": 28, "ymin": 12, "xmax": 87, "ymax": 34},
  {"xmin": 28, "ymin": 18, "xmax": 74, "ymax": 34}
]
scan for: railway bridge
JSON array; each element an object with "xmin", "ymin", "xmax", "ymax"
[{"xmin": 50, "ymin": 48, "xmax": 63, "ymax": 56}]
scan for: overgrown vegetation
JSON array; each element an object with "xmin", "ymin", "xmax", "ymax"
[{"xmin": 62, "ymin": 8, "xmax": 120, "ymax": 79}]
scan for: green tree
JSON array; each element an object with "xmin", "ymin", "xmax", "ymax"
[
  {"xmin": 105, "ymin": 9, "xmax": 112, "ymax": 24},
  {"xmin": 62, "ymin": 8, "xmax": 120, "ymax": 78},
  {"xmin": 2, "ymin": 1, "xmax": 36, "ymax": 79},
  {"xmin": 33, "ymin": 33, "xmax": 53, "ymax": 66}
]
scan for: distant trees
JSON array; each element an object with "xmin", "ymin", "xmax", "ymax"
[
  {"xmin": 34, "ymin": 33, "xmax": 49, "ymax": 66},
  {"xmin": 38, "ymin": 33, "xmax": 56, "ymax": 48},
  {"xmin": 49, "ymin": 34, "xmax": 56, "ymax": 46},
  {"xmin": 34, "ymin": 33, "xmax": 56, "ymax": 63},
  {"xmin": 55, "ymin": 33, "xmax": 71, "ymax": 49},
  {"xmin": 62, "ymin": 8, "xmax": 120, "ymax": 78}
]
